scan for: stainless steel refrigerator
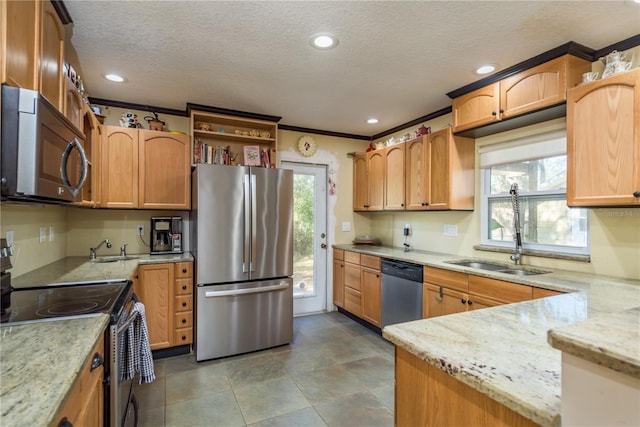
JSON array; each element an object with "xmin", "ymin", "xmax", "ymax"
[{"xmin": 191, "ymin": 164, "xmax": 293, "ymax": 361}]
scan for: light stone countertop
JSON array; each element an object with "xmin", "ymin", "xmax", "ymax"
[
  {"xmin": 334, "ymin": 244, "xmax": 640, "ymax": 427},
  {"xmin": 0, "ymin": 315, "xmax": 110, "ymax": 426},
  {"xmin": 12, "ymin": 252, "xmax": 194, "ymax": 288}
]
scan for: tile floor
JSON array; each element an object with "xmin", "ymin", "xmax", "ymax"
[{"xmin": 135, "ymin": 312, "xmax": 395, "ymax": 427}]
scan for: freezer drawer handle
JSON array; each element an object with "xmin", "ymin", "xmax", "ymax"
[{"xmin": 204, "ymin": 282, "xmax": 290, "ymax": 298}]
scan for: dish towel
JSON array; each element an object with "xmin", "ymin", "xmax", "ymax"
[{"xmin": 120, "ymin": 301, "xmax": 156, "ymax": 384}]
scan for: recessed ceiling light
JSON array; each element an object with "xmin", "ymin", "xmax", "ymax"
[
  {"xmin": 104, "ymin": 73, "xmax": 125, "ymax": 83},
  {"xmin": 310, "ymin": 33, "xmax": 338, "ymax": 49},
  {"xmin": 476, "ymin": 64, "xmax": 496, "ymax": 75},
  {"xmin": 367, "ymin": 118, "xmax": 379, "ymax": 124}
]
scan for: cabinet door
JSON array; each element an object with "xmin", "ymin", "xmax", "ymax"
[
  {"xmin": 64, "ymin": 76, "xmax": 83, "ymax": 131},
  {"xmin": 567, "ymin": 69, "xmax": 640, "ymax": 206},
  {"xmin": 333, "ymin": 258, "xmax": 344, "ymax": 308},
  {"xmin": 423, "ymin": 283, "xmax": 468, "ymax": 318},
  {"xmin": 39, "ymin": 0, "xmax": 64, "ymax": 110},
  {"xmin": 139, "ymin": 131, "xmax": 191, "ymax": 209},
  {"xmin": 361, "ymin": 267, "xmax": 381, "ymax": 326},
  {"xmin": 75, "ymin": 106, "xmax": 101, "ymax": 207},
  {"xmin": 352, "ymin": 153, "xmax": 369, "ymax": 210},
  {"xmin": 468, "ymin": 275, "xmax": 532, "ymax": 303},
  {"xmin": 500, "ymin": 56, "xmax": 566, "ymax": 119},
  {"xmin": 101, "ymin": 126, "xmax": 139, "ymax": 208},
  {"xmin": 2, "ymin": 0, "xmax": 39, "ymax": 89},
  {"xmin": 426, "ymin": 129, "xmax": 451, "ymax": 210},
  {"xmin": 452, "ymin": 83, "xmax": 500, "ymax": 133},
  {"xmin": 405, "ymin": 137, "xmax": 429, "ymax": 210},
  {"xmin": 367, "ymin": 150, "xmax": 385, "ymax": 210},
  {"xmin": 384, "ymin": 144, "xmax": 406, "ymax": 210},
  {"xmin": 135, "ymin": 263, "xmax": 174, "ymax": 350}
]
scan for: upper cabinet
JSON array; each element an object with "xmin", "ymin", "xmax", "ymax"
[
  {"xmin": 74, "ymin": 104, "xmax": 102, "ymax": 207},
  {"xmin": 567, "ymin": 68, "xmax": 640, "ymax": 207},
  {"xmin": 101, "ymin": 126, "xmax": 191, "ymax": 209},
  {"xmin": 39, "ymin": 0, "xmax": 64, "ymax": 110},
  {"xmin": 190, "ymin": 110, "xmax": 278, "ymax": 167},
  {"xmin": 452, "ymin": 55, "xmax": 590, "ymax": 135},
  {"xmin": 356, "ymin": 128, "xmax": 475, "ymax": 213}
]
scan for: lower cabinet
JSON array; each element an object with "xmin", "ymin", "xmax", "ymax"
[
  {"xmin": 333, "ymin": 250, "xmax": 381, "ymax": 326},
  {"xmin": 54, "ymin": 335, "xmax": 105, "ymax": 427},
  {"xmin": 134, "ymin": 261, "xmax": 193, "ymax": 350},
  {"xmin": 361, "ymin": 265, "xmax": 381, "ymax": 327},
  {"xmin": 333, "ymin": 249, "xmax": 345, "ymax": 308}
]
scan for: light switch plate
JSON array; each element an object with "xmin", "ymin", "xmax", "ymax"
[
  {"xmin": 444, "ymin": 224, "xmax": 458, "ymax": 236},
  {"xmin": 341, "ymin": 222, "xmax": 351, "ymax": 232}
]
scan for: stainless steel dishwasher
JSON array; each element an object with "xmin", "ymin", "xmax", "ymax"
[{"xmin": 381, "ymin": 259, "xmax": 424, "ymax": 327}]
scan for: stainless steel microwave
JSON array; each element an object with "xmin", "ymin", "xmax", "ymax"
[{"xmin": 1, "ymin": 85, "xmax": 88, "ymax": 203}]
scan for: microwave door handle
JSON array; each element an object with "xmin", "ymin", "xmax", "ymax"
[
  {"xmin": 243, "ymin": 174, "xmax": 250, "ymax": 274},
  {"xmin": 60, "ymin": 137, "xmax": 88, "ymax": 198}
]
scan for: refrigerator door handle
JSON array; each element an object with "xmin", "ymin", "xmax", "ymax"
[
  {"xmin": 250, "ymin": 173, "xmax": 257, "ymax": 272},
  {"xmin": 243, "ymin": 174, "xmax": 251, "ymax": 273},
  {"xmin": 204, "ymin": 282, "xmax": 290, "ymax": 298}
]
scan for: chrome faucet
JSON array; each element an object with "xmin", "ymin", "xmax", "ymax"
[
  {"xmin": 89, "ymin": 239, "xmax": 112, "ymax": 260},
  {"xmin": 120, "ymin": 244, "xmax": 128, "ymax": 257},
  {"xmin": 509, "ymin": 184, "xmax": 523, "ymax": 265}
]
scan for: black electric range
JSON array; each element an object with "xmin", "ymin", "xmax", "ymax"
[{"xmin": 1, "ymin": 280, "xmax": 132, "ymax": 326}]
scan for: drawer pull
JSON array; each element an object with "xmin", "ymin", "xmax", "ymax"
[
  {"xmin": 182, "ymin": 302, "xmax": 187, "ymax": 307},
  {"xmin": 182, "ymin": 268, "xmax": 187, "ymax": 273},
  {"xmin": 181, "ymin": 319, "xmax": 186, "ymax": 324},
  {"xmin": 182, "ymin": 335, "xmax": 187, "ymax": 340},
  {"xmin": 182, "ymin": 285, "xmax": 187, "ymax": 290}
]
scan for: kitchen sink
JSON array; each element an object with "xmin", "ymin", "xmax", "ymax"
[
  {"xmin": 91, "ymin": 256, "xmax": 140, "ymax": 263},
  {"xmin": 446, "ymin": 260, "xmax": 507, "ymax": 271},
  {"xmin": 497, "ymin": 268, "xmax": 550, "ymax": 276}
]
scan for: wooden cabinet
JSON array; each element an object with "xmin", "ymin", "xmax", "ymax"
[
  {"xmin": 423, "ymin": 265, "xmax": 534, "ymax": 318},
  {"xmin": 54, "ymin": 335, "xmax": 105, "ymax": 427},
  {"xmin": 135, "ymin": 263, "xmax": 174, "ymax": 350},
  {"xmin": 139, "ymin": 130, "xmax": 191, "ymax": 209},
  {"xmin": 75, "ymin": 104, "xmax": 102, "ymax": 207},
  {"xmin": 101, "ymin": 127, "xmax": 139, "ymax": 208},
  {"xmin": 360, "ymin": 255, "xmax": 381, "ymax": 327},
  {"xmin": 101, "ymin": 126, "xmax": 191, "ymax": 209},
  {"xmin": 567, "ymin": 68, "xmax": 640, "ymax": 207},
  {"xmin": 135, "ymin": 262, "xmax": 194, "ymax": 350},
  {"xmin": 333, "ymin": 249, "xmax": 345, "ymax": 308},
  {"xmin": 384, "ymin": 144, "xmax": 406, "ymax": 210},
  {"xmin": 405, "ymin": 137, "xmax": 429, "ymax": 210},
  {"xmin": 191, "ymin": 110, "xmax": 278, "ymax": 166},
  {"xmin": 452, "ymin": 55, "xmax": 590, "ymax": 134},
  {"xmin": 352, "ymin": 153, "xmax": 369, "ymax": 210},
  {"xmin": 395, "ymin": 347, "xmax": 539, "ymax": 427},
  {"xmin": 343, "ymin": 251, "xmax": 362, "ymax": 315},
  {"xmin": 1, "ymin": 0, "xmax": 39, "ymax": 90},
  {"xmin": 353, "ymin": 150, "xmax": 384, "ymax": 211},
  {"xmin": 174, "ymin": 262, "xmax": 193, "ymax": 346},
  {"xmin": 38, "ymin": 0, "xmax": 64, "ymax": 110}
]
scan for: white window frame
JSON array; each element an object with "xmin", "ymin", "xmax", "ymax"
[{"xmin": 479, "ymin": 130, "xmax": 589, "ymax": 256}]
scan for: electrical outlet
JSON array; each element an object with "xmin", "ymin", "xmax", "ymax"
[
  {"xmin": 403, "ymin": 224, "xmax": 411, "ymax": 236},
  {"xmin": 39, "ymin": 227, "xmax": 47, "ymax": 243},
  {"xmin": 49, "ymin": 226, "xmax": 54, "ymax": 242},
  {"xmin": 341, "ymin": 222, "xmax": 351, "ymax": 232},
  {"xmin": 137, "ymin": 225, "xmax": 144, "ymax": 236},
  {"xmin": 5, "ymin": 231, "xmax": 14, "ymax": 246}
]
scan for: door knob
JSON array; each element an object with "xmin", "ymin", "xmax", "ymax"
[
  {"xmin": 320, "ymin": 243, "xmax": 327, "ymax": 249},
  {"xmin": 320, "ymin": 233, "xmax": 326, "ymax": 238}
]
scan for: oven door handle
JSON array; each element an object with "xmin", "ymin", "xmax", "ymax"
[
  {"xmin": 204, "ymin": 282, "xmax": 289, "ymax": 298},
  {"xmin": 117, "ymin": 311, "xmax": 141, "ymax": 334}
]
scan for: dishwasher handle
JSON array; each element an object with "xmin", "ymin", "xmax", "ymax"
[{"xmin": 205, "ymin": 282, "xmax": 289, "ymax": 298}]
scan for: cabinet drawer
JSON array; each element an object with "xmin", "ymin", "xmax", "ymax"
[
  {"xmin": 175, "ymin": 311, "xmax": 193, "ymax": 329},
  {"xmin": 334, "ymin": 248, "xmax": 344, "ymax": 261},
  {"xmin": 468, "ymin": 275, "xmax": 532, "ymax": 303},
  {"xmin": 424, "ymin": 266, "xmax": 468, "ymax": 293},
  {"xmin": 344, "ymin": 262, "xmax": 361, "ymax": 291},
  {"xmin": 344, "ymin": 251, "xmax": 361, "ymax": 264},
  {"xmin": 174, "ymin": 328, "xmax": 192, "ymax": 345},
  {"xmin": 175, "ymin": 278, "xmax": 192, "ymax": 296},
  {"xmin": 344, "ymin": 287, "xmax": 362, "ymax": 315},
  {"xmin": 175, "ymin": 295, "xmax": 193, "ymax": 312},
  {"xmin": 360, "ymin": 254, "xmax": 380, "ymax": 270},
  {"xmin": 175, "ymin": 262, "xmax": 193, "ymax": 279}
]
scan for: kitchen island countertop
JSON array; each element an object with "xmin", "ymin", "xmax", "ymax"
[
  {"xmin": 334, "ymin": 244, "xmax": 640, "ymax": 427},
  {"xmin": 0, "ymin": 315, "xmax": 110, "ymax": 426}
]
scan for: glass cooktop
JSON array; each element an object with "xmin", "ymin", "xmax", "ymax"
[{"xmin": 1, "ymin": 281, "xmax": 131, "ymax": 325}]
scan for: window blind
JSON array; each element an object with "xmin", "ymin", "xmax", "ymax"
[{"xmin": 478, "ymin": 129, "xmax": 566, "ymax": 168}]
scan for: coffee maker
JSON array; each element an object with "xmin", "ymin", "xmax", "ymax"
[{"xmin": 150, "ymin": 216, "xmax": 183, "ymax": 254}]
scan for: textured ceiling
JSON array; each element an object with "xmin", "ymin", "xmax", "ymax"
[{"xmin": 64, "ymin": 1, "xmax": 640, "ymax": 137}]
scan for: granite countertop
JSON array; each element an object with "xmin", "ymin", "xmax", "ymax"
[
  {"xmin": 0, "ymin": 315, "xmax": 110, "ymax": 426},
  {"xmin": 12, "ymin": 252, "xmax": 194, "ymax": 288},
  {"xmin": 334, "ymin": 244, "xmax": 640, "ymax": 427}
]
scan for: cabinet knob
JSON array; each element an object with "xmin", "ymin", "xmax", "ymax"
[
  {"xmin": 182, "ymin": 319, "xmax": 186, "ymax": 324},
  {"xmin": 421, "ymin": 202, "xmax": 428, "ymax": 206},
  {"xmin": 182, "ymin": 268, "xmax": 187, "ymax": 273},
  {"xmin": 633, "ymin": 191, "xmax": 640, "ymax": 197},
  {"xmin": 491, "ymin": 111, "xmax": 497, "ymax": 116},
  {"xmin": 58, "ymin": 417, "xmax": 73, "ymax": 427},
  {"xmin": 181, "ymin": 335, "xmax": 187, "ymax": 340},
  {"xmin": 182, "ymin": 285, "xmax": 187, "ymax": 290},
  {"xmin": 467, "ymin": 300, "xmax": 473, "ymax": 305},
  {"xmin": 461, "ymin": 298, "xmax": 467, "ymax": 304},
  {"xmin": 182, "ymin": 302, "xmax": 187, "ymax": 307},
  {"xmin": 376, "ymin": 274, "xmax": 379, "ymax": 278},
  {"xmin": 499, "ymin": 109, "xmax": 504, "ymax": 114},
  {"xmin": 400, "ymin": 203, "xmax": 404, "ymax": 207}
]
